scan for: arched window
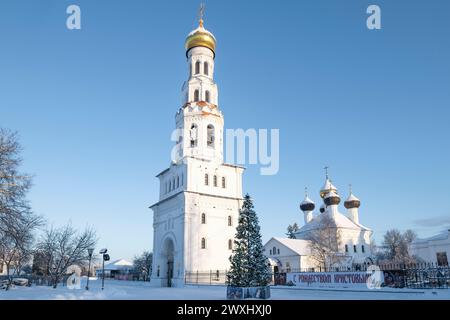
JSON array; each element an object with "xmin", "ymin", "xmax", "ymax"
[
  {"xmin": 228, "ymin": 216, "xmax": 232, "ymax": 226},
  {"xmin": 205, "ymin": 90, "xmax": 210, "ymax": 103},
  {"xmin": 269, "ymin": 249, "xmax": 272, "ymax": 255},
  {"xmin": 345, "ymin": 244, "xmax": 349, "ymax": 253},
  {"xmin": 213, "ymin": 175, "xmax": 218, "ymax": 187},
  {"xmin": 277, "ymin": 249, "xmax": 280, "ymax": 254},
  {"xmin": 201, "ymin": 213, "xmax": 206, "ymax": 224},
  {"xmin": 273, "ymin": 247, "xmax": 276, "ymax": 255},
  {"xmin": 204, "ymin": 61, "xmax": 209, "ymax": 76},
  {"xmin": 194, "ymin": 89, "xmax": 199, "ymax": 102},
  {"xmin": 204, "ymin": 173, "xmax": 209, "ymax": 186},
  {"xmin": 201, "ymin": 238, "xmax": 206, "ymax": 249},
  {"xmin": 353, "ymin": 245, "xmax": 357, "ymax": 253},
  {"xmin": 222, "ymin": 177, "xmax": 226, "ymax": 188},
  {"xmin": 228, "ymin": 239, "xmax": 233, "ymax": 250},
  {"xmin": 176, "ymin": 176, "xmax": 179, "ymax": 188},
  {"xmin": 195, "ymin": 61, "xmax": 200, "ymax": 74},
  {"xmin": 190, "ymin": 124, "xmax": 198, "ymax": 147},
  {"xmin": 361, "ymin": 245, "xmax": 365, "ymax": 253},
  {"xmin": 207, "ymin": 124, "xmax": 215, "ymax": 147}
]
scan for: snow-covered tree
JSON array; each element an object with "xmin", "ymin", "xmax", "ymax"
[
  {"xmin": 133, "ymin": 251, "xmax": 152, "ymax": 281},
  {"xmin": 37, "ymin": 224, "xmax": 97, "ymax": 288},
  {"xmin": 307, "ymin": 214, "xmax": 345, "ymax": 270},
  {"xmin": 286, "ymin": 223, "xmax": 299, "ymax": 239},
  {"xmin": 0, "ymin": 129, "xmax": 44, "ymax": 289},
  {"xmin": 228, "ymin": 194, "xmax": 271, "ymax": 287},
  {"xmin": 381, "ymin": 229, "xmax": 417, "ymax": 264}
]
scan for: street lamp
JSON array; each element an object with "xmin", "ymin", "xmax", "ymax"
[
  {"xmin": 99, "ymin": 248, "xmax": 110, "ymax": 290},
  {"xmin": 85, "ymin": 248, "xmax": 94, "ymax": 290}
]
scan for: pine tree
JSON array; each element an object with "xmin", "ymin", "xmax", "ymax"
[{"xmin": 228, "ymin": 194, "xmax": 271, "ymax": 287}]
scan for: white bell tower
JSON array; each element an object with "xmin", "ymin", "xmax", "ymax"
[{"xmin": 150, "ymin": 12, "xmax": 244, "ymax": 288}]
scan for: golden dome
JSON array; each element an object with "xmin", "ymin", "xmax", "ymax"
[{"xmin": 185, "ymin": 20, "xmax": 216, "ymax": 57}]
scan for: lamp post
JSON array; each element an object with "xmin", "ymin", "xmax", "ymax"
[
  {"xmin": 85, "ymin": 248, "xmax": 94, "ymax": 290},
  {"xmin": 99, "ymin": 248, "xmax": 110, "ymax": 290}
]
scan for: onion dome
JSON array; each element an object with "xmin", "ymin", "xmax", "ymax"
[
  {"xmin": 319, "ymin": 204, "xmax": 325, "ymax": 213},
  {"xmin": 320, "ymin": 179, "xmax": 338, "ymax": 199},
  {"xmin": 185, "ymin": 19, "xmax": 217, "ymax": 58},
  {"xmin": 300, "ymin": 196, "xmax": 315, "ymax": 212},
  {"xmin": 344, "ymin": 193, "xmax": 361, "ymax": 209},
  {"xmin": 324, "ymin": 190, "xmax": 341, "ymax": 206}
]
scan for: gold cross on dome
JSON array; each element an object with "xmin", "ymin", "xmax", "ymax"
[
  {"xmin": 198, "ymin": 3, "xmax": 205, "ymax": 27},
  {"xmin": 324, "ymin": 166, "xmax": 329, "ymax": 179}
]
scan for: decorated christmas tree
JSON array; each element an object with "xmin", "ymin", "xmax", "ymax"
[{"xmin": 228, "ymin": 194, "xmax": 271, "ymax": 287}]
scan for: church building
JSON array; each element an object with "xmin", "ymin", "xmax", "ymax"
[
  {"xmin": 265, "ymin": 172, "xmax": 374, "ymax": 272},
  {"xmin": 150, "ymin": 16, "xmax": 244, "ymax": 287}
]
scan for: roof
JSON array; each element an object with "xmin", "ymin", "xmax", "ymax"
[
  {"xmin": 300, "ymin": 196, "xmax": 314, "ymax": 205},
  {"xmin": 294, "ymin": 210, "xmax": 371, "ymax": 238},
  {"xmin": 346, "ymin": 193, "xmax": 360, "ymax": 202},
  {"xmin": 321, "ymin": 179, "xmax": 337, "ymax": 192},
  {"xmin": 269, "ymin": 237, "xmax": 311, "ymax": 255},
  {"xmin": 413, "ymin": 230, "xmax": 450, "ymax": 244},
  {"xmin": 103, "ymin": 259, "xmax": 134, "ymax": 271}
]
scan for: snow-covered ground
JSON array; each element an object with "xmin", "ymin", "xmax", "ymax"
[{"xmin": 1, "ymin": 278, "xmax": 449, "ymax": 300}]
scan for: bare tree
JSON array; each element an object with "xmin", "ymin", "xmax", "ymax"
[
  {"xmin": 286, "ymin": 223, "xmax": 299, "ymax": 239},
  {"xmin": 133, "ymin": 251, "xmax": 152, "ymax": 281},
  {"xmin": 0, "ymin": 129, "xmax": 44, "ymax": 289},
  {"xmin": 307, "ymin": 215, "xmax": 345, "ymax": 270},
  {"xmin": 382, "ymin": 229, "xmax": 417, "ymax": 264},
  {"xmin": 37, "ymin": 224, "xmax": 97, "ymax": 288}
]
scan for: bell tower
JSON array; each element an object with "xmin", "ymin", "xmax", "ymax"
[{"xmin": 150, "ymin": 8, "xmax": 244, "ymax": 288}]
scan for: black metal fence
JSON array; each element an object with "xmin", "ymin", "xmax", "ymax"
[
  {"xmin": 185, "ymin": 270, "xmax": 229, "ymax": 285},
  {"xmin": 185, "ymin": 263, "xmax": 450, "ymax": 289}
]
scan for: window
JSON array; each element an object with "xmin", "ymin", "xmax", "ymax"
[
  {"xmin": 204, "ymin": 61, "xmax": 209, "ymax": 75},
  {"xmin": 213, "ymin": 175, "xmax": 218, "ymax": 187},
  {"xmin": 269, "ymin": 249, "xmax": 272, "ymax": 255},
  {"xmin": 176, "ymin": 176, "xmax": 179, "ymax": 188},
  {"xmin": 228, "ymin": 239, "xmax": 232, "ymax": 250},
  {"xmin": 286, "ymin": 262, "xmax": 291, "ymax": 273},
  {"xmin": 437, "ymin": 252, "xmax": 449, "ymax": 266},
  {"xmin": 353, "ymin": 245, "xmax": 357, "ymax": 253},
  {"xmin": 195, "ymin": 61, "xmax": 200, "ymax": 74},
  {"xmin": 204, "ymin": 174, "xmax": 209, "ymax": 186},
  {"xmin": 194, "ymin": 89, "xmax": 199, "ymax": 102},
  {"xmin": 207, "ymin": 124, "xmax": 215, "ymax": 147},
  {"xmin": 222, "ymin": 177, "xmax": 226, "ymax": 188},
  {"xmin": 273, "ymin": 247, "xmax": 276, "ymax": 255},
  {"xmin": 205, "ymin": 90, "xmax": 210, "ymax": 103},
  {"xmin": 228, "ymin": 216, "xmax": 232, "ymax": 226},
  {"xmin": 201, "ymin": 238, "xmax": 206, "ymax": 249},
  {"xmin": 168, "ymin": 180, "xmax": 171, "ymax": 192},
  {"xmin": 277, "ymin": 249, "xmax": 280, "ymax": 254},
  {"xmin": 201, "ymin": 213, "xmax": 206, "ymax": 224},
  {"xmin": 361, "ymin": 245, "xmax": 365, "ymax": 253},
  {"xmin": 190, "ymin": 124, "xmax": 198, "ymax": 147},
  {"xmin": 345, "ymin": 244, "xmax": 349, "ymax": 253},
  {"xmin": 173, "ymin": 178, "xmax": 176, "ymax": 190}
]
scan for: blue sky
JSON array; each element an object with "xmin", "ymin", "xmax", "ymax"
[{"xmin": 1, "ymin": 0, "xmax": 449, "ymax": 261}]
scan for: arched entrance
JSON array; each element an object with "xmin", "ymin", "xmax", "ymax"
[{"xmin": 162, "ymin": 237, "xmax": 175, "ymax": 287}]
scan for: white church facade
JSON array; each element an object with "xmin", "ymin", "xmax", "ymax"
[
  {"xmin": 265, "ymin": 173, "xmax": 374, "ymax": 272},
  {"xmin": 150, "ymin": 18, "xmax": 244, "ymax": 287}
]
